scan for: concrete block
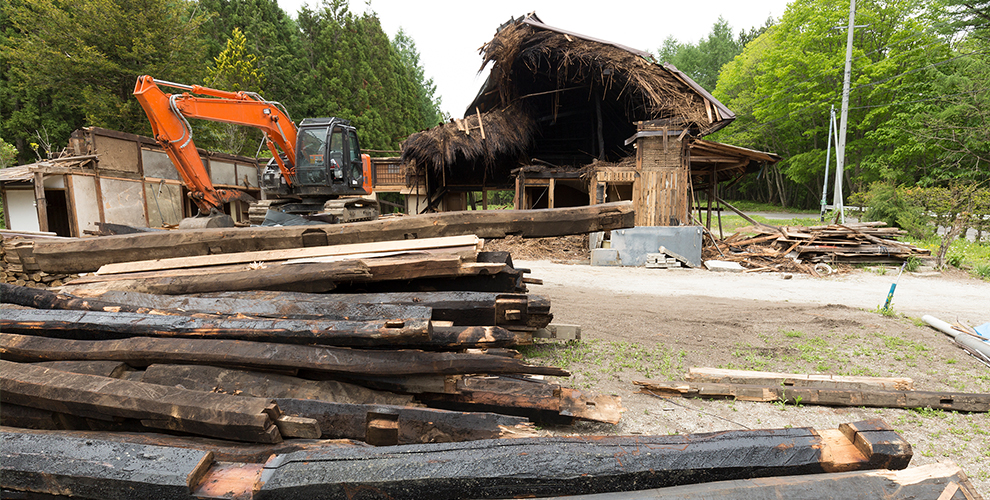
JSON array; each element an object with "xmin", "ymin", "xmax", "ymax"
[
  {"xmin": 591, "ymin": 248, "xmax": 621, "ymax": 266},
  {"xmin": 534, "ymin": 323, "xmax": 582, "ymax": 340},
  {"xmin": 704, "ymin": 260, "xmax": 745, "ymax": 272}
]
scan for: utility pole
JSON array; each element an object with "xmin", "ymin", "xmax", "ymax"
[
  {"xmin": 820, "ymin": 105, "xmax": 837, "ymax": 221},
  {"xmin": 834, "ymin": 0, "xmax": 857, "ymax": 224}
]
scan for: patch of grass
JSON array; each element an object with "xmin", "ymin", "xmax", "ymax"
[{"xmin": 782, "ymin": 329, "xmax": 804, "ymax": 339}]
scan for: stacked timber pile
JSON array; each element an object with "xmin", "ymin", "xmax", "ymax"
[
  {"xmin": 0, "ymin": 233, "xmax": 78, "ymax": 288},
  {"xmin": 705, "ymin": 222, "xmax": 931, "ymax": 274},
  {"xmin": 1, "ymin": 204, "xmax": 635, "ymax": 449}
]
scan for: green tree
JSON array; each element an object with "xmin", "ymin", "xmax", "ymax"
[
  {"xmin": 393, "ymin": 28, "xmax": 445, "ymax": 129},
  {"xmin": 656, "ymin": 17, "xmax": 745, "ymax": 91},
  {"xmin": 198, "ymin": 27, "xmax": 268, "ymax": 156},
  {"xmin": 2, "ymin": 0, "xmax": 209, "ymax": 157},
  {"xmin": 713, "ymin": 0, "xmax": 957, "ymax": 207}
]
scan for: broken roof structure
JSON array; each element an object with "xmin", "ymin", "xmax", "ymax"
[{"xmin": 402, "ymin": 12, "xmax": 778, "ymax": 223}]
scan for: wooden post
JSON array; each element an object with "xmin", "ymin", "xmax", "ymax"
[
  {"xmin": 482, "ymin": 189, "xmax": 488, "ymax": 210},
  {"xmin": 33, "ymin": 172, "xmax": 49, "ymax": 233},
  {"xmin": 548, "ymin": 178, "xmax": 556, "ymax": 209}
]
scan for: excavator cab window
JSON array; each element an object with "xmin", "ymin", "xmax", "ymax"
[
  {"xmin": 297, "ymin": 126, "xmax": 329, "ymax": 185},
  {"xmin": 329, "ymin": 127, "xmax": 346, "ymax": 183},
  {"xmin": 347, "ymin": 129, "xmax": 362, "ymax": 187}
]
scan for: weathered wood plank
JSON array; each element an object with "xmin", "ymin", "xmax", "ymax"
[
  {"xmin": 75, "ymin": 289, "xmax": 436, "ymax": 322},
  {"xmin": 1, "ymin": 427, "xmax": 367, "ymax": 463},
  {"xmin": 685, "ymin": 367, "xmax": 914, "ymax": 391},
  {"xmin": 63, "ymin": 260, "xmax": 372, "ymax": 295},
  {"xmin": 95, "ymin": 235, "xmax": 482, "ymax": 275},
  {"xmin": 547, "ymin": 463, "xmax": 978, "ymax": 500},
  {"xmin": 273, "ymin": 398, "xmax": 536, "ymax": 445},
  {"xmin": 251, "ymin": 421, "xmax": 909, "ymax": 499},
  {"xmin": 635, "ymin": 380, "xmax": 990, "ymax": 412},
  {"xmin": 140, "ymin": 364, "xmax": 414, "ymax": 406},
  {"xmin": 0, "ymin": 333, "xmax": 570, "ymax": 377},
  {"xmin": 33, "ymin": 201, "xmax": 635, "ymax": 273},
  {"xmin": 32, "ymin": 360, "xmax": 133, "ymax": 378},
  {"xmin": 418, "ymin": 375, "xmax": 623, "ymax": 424},
  {"xmin": 1, "ymin": 308, "xmax": 431, "ymax": 347},
  {"xmin": 0, "ymin": 360, "xmax": 281, "ymax": 443},
  {"xmin": 2, "ymin": 430, "xmax": 215, "ymax": 500}
]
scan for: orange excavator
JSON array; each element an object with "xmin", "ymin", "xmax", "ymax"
[{"xmin": 133, "ymin": 75, "xmax": 378, "ymax": 228}]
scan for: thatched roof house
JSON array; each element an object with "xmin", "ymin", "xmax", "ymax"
[{"xmin": 402, "ymin": 13, "xmax": 776, "ymax": 222}]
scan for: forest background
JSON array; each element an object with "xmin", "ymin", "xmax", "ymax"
[{"xmin": 1, "ymin": 0, "xmax": 989, "ymax": 220}]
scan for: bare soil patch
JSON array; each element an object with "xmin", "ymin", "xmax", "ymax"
[{"xmin": 514, "ymin": 259, "xmax": 990, "ymax": 494}]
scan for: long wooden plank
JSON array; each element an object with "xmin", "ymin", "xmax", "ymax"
[
  {"xmin": 96, "ymin": 234, "xmax": 482, "ymax": 275},
  {"xmin": 0, "ymin": 360, "xmax": 281, "ymax": 443},
  {"xmin": 686, "ymin": 367, "xmax": 914, "ymax": 391},
  {"xmin": 140, "ymin": 364, "xmax": 414, "ymax": 406},
  {"xmin": 0, "ymin": 333, "xmax": 570, "ymax": 377},
  {"xmin": 0, "ymin": 283, "xmax": 224, "ymax": 318},
  {"xmin": 66, "ymin": 289, "xmax": 437, "ymax": 322},
  {"xmin": 635, "ymin": 380, "xmax": 990, "ymax": 412},
  {"xmin": 32, "ymin": 201, "xmax": 635, "ymax": 273},
  {"xmin": 62, "ymin": 260, "xmax": 372, "ymax": 295},
  {"xmin": 417, "ymin": 375, "xmax": 623, "ymax": 424},
  {"xmin": 251, "ymin": 421, "xmax": 909, "ymax": 499},
  {"xmin": 546, "ymin": 463, "xmax": 980, "ymax": 500},
  {"xmin": 1, "ymin": 427, "xmax": 367, "ymax": 464},
  {"xmin": 273, "ymin": 398, "xmax": 536, "ymax": 445},
  {"xmin": 1, "ymin": 309, "xmax": 431, "ymax": 347}
]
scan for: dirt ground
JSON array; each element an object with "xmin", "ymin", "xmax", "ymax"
[{"xmin": 510, "ymin": 255, "xmax": 990, "ymax": 494}]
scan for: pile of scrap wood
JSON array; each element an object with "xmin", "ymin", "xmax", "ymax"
[
  {"xmin": 704, "ymin": 222, "xmax": 931, "ymax": 274},
  {"xmin": 1, "ymin": 231, "xmax": 78, "ymax": 287}
]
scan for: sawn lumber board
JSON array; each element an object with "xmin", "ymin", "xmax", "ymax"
[
  {"xmin": 33, "ymin": 202, "xmax": 635, "ymax": 274},
  {"xmin": 685, "ymin": 367, "xmax": 914, "ymax": 391},
  {"xmin": 0, "ymin": 333, "xmax": 570, "ymax": 377}
]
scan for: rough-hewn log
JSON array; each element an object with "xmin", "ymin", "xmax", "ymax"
[
  {"xmin": 1, "ymin": 309, "xmax": 431, "ymax": 347},
  {"xmin": 635, "ymin": 380, "xmax": 990, "ymax": 413},
  {"xmin": 417, "ymin": 375, "xmax": 623, "ymax": 424},
  {"xmin": 72, "ymin": 289, "xmax": 436, "ymax": 322},
  {"xmin": 0, "ymin": 333, "xmax": 570, "ymax": 377},
  {"xmin": 140, "ymin": 364, "xmax": 414, "ymax": 406},
  {"xmin": 32, "ymin": 360, "xmax": 134, "ymax": 378},
  {"xmin": 2, "ymin": 429, "xmax": 216, "ymax": 500},
  {"xmin": 33, "ymin": 202, "xmax": 635, "ymax": 274},
  {"xmin": 189, "ymin": 290, "xmax": 554, "ymax": 329},
  {"xmin": 550, "ymin": 463, "xmax": 978, "ymax": 500},
  {"xmin": 0, "ymin": 283, "xmax": 211, "ymax": 317},
  {"xmin": 272, "ymin": 398, "xmax": 536, "ymax": 445},
  {"xmin": 1, "ymin": 427, "xmax": 367, "ymax": 463},
  {"xmin": 0, "ymin": 360, "xmax": 281, "ymax": 443},
  {"xmin": 250, "ymin": 421, "xmax": 910, "ymax": 499}
]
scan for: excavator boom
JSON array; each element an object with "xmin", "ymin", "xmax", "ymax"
[{"xmin": 133, "ymin": 76, "xmax": 299, "ymax": 216}]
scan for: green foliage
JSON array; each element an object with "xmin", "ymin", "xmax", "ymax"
[
  {"xmin": 656, "ymin": 17, "xmax": 746, "ymax": 92},
  {"xmin": 3, "ymin": 0, "xmax": 210, "ymax": 154},
  {"xmin": 198, "ymin": 27, "xmax": 267, "ymax": 156},
  {"xmin": 857, "ymin": 182, "xmax": 930, "ymax": 238},
  {"xmin": 712, "ymin": 0, "xmax": 985, "ymax": 208},
  {"xmin": 0, "ymin": 138, "xmax": 18, "ymax": 168},
  {"xmin": 392, "ymin": 29, "xmax": 446, "ymax": 129}
]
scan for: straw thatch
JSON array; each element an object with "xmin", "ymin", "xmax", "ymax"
[
  {"xmin": 401, "ymin": 104, "xmax": 536, "ymax": 171},
  {"xmin": 475, "ymin": 17, "xmax": 717, "ymax": 132}
]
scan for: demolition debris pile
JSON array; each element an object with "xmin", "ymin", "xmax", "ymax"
[{"xmin": 705, "ymin": 222, "xmax": 932, "ymax": 274}]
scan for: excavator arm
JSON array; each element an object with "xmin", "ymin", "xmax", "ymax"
[{"xmin": 133, "ymin": 75, "xmax": 299, "ymax": 215}]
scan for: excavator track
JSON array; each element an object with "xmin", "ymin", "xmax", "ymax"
[
  {"xmin": 248, "ymin": 200, "xmax": 287, "ymax": 225},
  {"xmin": 322, "ymin": 197, "xmax": 381, "ymax": 223}
]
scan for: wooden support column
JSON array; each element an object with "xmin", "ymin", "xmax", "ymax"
[
  {"xmin": 33, "ymin": 172, "xmax": 48, "ymax": 233},
  {"xmin": 548, "ymin": 178, "xmax": 556, "ymax": 209}
]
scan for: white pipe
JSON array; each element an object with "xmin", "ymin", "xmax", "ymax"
[{"xmin": 923, "ymin": 314, "xmax": 990, "ymax": 361}]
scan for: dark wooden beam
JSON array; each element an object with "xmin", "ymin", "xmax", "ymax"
[
  {"xmin": 0, "ymin": 333, "xmax": 570, "ymax": 378},
  {"xmin": 1, "ymin": 309, "xmax": 431, "ymax": 348},
  {"xmin": 0, "ymin": 360, "xmax": 282, "ymax": 443},
  {"xmin": 32, "ymin": 202, "xmax": 635, "ymax": 273}
]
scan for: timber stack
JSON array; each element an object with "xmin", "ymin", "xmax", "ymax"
[
  {"xmin": 0, "ymin": 202, "xmax": 939, "ymax": 498},
  {"xmin": 705, "ymin": 221, "xmax": 931, "ymax": 274}
]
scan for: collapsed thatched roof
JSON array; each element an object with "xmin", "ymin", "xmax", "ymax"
[
  {"xmin": 473, "ymin": 13, "xmax": 733, "ymax": 134},
  {"xmin": 402, "ymin": 12, "xmax": 735, "ymax": 176},
  {"xmin": 401, "ymin": 104, "xmax": 535, "ymax": 171}
]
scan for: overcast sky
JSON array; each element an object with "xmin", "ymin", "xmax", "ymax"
[{"xmin": 275, "ymin": 0, "xmax": 793, "ymax": 117}]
